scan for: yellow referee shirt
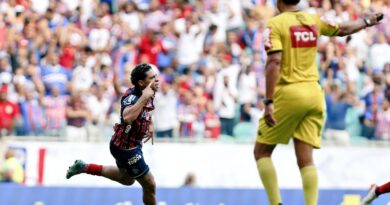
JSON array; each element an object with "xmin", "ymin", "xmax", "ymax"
[{"xmin": 263, "ymin": 11, "xmax": 340, "ymax": 84}]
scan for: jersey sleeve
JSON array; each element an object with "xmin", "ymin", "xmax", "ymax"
[
  {"xmin": 122, "ymin": 94, "xmax": 139, "ymax": 108},
  {"xmin": 263, "ymin": 20, "xmax": 282, "ymax": 53},
  {"xmin": 314, "ymin": 15, "xmax": 340, "ymax": 37}
]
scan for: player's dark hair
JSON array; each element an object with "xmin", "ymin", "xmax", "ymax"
[
  {"xmin": 282, "ymin": 0, "xmax": 300, "ymax": 5},
  {"xmin": 131, "ymin": 63, "xmax": 152, "ymax": 87}
]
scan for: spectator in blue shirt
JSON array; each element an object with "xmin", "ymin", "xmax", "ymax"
[{"xmin": 41, "ymin": 54, "xmax": 71, "ymax": 96}]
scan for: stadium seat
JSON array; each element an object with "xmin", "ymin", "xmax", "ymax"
[
  {"xmin": 233, "ymin": 122, "xmax": 256, "ymax": 143},
  {"xmin": 218, "ymin": 134, "xmax": 236, "ymax": 143}
]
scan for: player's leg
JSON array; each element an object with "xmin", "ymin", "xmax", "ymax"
[
  {"xmin": 136, "ymin": 171, "xmax": 156, "ymax": 205},
  {"xmin": 66, "ymin": 160, "xmax": 135, "ymax": 185},
  {"xmin": 361, "ymin": 181, "xmax": 390, "ymax": 204},
  {"xmin": 292, "ymin": 82, "xmax": 325, "ymax": 205},
  {"xmin": 377, "ymin": 181, "xmax": 390, "ymax": 196},
  {"xmin": 294, "ymin": 138, "xmax": 318, "ymax": 205},
  {"xmin": 254, "ymin": 142, "xmax": 282, "ymax": 205}
]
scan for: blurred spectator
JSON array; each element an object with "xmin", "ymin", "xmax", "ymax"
[
  {"xmin": 0, "ymin": 149, "xmax": 24, "ymax": 184},
  {"xmin": 203, "ymin": 102, "xmax": 221, "ymax": 139},
  {"xmin": 183, "ymin": 172, "xmax": 196, "ymax": 187},
  {"xmin": 153, "ymin": 81, "xmax": 178, "ymax": 138},
  {"xmin": 0, "ymin": 53, "xmax": 12, "ymax": 85},
  {"xmin": 214, "ymin": 75, "xmax": 237, "ymax": 136},
  {"xmin": 204, "ymin": 2, "xmax": 234, "ymax": 43},
  {"xmin": 157, "ymin": 23, "xmax": 176, "ymax": 70},
  {"xmin": 0, "ymin": 84, "xmax": 21, "ymax": 136},
  {"xmin": 119, "ymin": 2, "xmax": 141, "ymax": 34},
  {"xmin": 362, "ymin": 78, "xmax": 385, "ymax": 139},
  {"xmin": 324, "ymin": 83, "xmax": 356, "ymax": 144},
  {"xmin": 176, "ymin": 19, "xmax": 202, "ymax": 73},
  {"xmin": 65, "ymin": 90, "xmax": 90, "ymax": 141},
  {"xmin": 43, "ymin": 86, "xmax": 67, "ymax": 136},
  {"xmin": 18, "ymin": 91, "xmax": 46, "ymax": 136},
  {"xmin": 88, "ymin": 19, "xmax": 110, "ymax": 52},
  {"xmin": 369, "ymin": 32, "xmax": 390, "ymax": 72},
  {"xmin": 238, "ymin": 65, "xmax": 257, "ymax": 121},
  {"xmin": 203, "ymin": 24, "xmax": 218, "ymax": 53},
  {"xmin": 86, "ymin": 84, "xmax": 110, "ymax": 141},
  {"xmin": 71, "ymin": 54, "xmax": 93, "ymax": 92},
  {"xmin": 177, "ymin": 91, "xmax": 198, "ymax": 138},
  {"xmin": 41, "ymin": 54, "xmax": 71, "ymax": 96},
  {"xmin": 138, "ymin": 29, "xmax": 166, "ymax": 65},
  {"xmin": 376, "ymin": 98, "xmax": 390, "ymax": 140}
]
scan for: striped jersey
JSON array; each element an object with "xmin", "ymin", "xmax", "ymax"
[{"xmin": 111, "ymin": 87, "xmax": 155, "ymax": 149}]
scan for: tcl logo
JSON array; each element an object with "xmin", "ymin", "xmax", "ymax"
[
  {"xmin": 294, "ymin": 32, "xmax": 316, "ymax": 41},
  {"xmin": 290, "ymin": 25, "xmax": 318, "ymax": 48}
]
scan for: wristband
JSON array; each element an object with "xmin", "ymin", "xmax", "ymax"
[
  {"xmin": 263, "ymin": 99, "xmax": 274, "ymax": 106},
  {"xmin": 363, "ymin": 18, "xmax": 371, "ymax": 26}
]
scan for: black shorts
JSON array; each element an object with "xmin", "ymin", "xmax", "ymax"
[{"xmin": 110, "ymin": 143, "xmax": 150, "ymax": 179}]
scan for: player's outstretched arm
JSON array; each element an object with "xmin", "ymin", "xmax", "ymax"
[{"xmin": 337, "ymin": 13, "xmax": 383, "ymax": 36}]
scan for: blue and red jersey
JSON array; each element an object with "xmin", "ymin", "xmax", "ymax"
[{"xmin": 111, "ymin": 87, "xmax": 154, "ymax": 149}]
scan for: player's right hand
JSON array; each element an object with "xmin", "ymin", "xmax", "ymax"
[
  {"xmin": 143, "ymin": 81, "xmax": 156, "ymax": 98},
  {"xmin": 264, "ymin": 104, "xmax": 277, "ymax": 127}
]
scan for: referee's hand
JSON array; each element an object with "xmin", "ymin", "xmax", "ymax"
[
  {"xmin": 264, "ymin": 104, "xmax": 277, "ymax": 127},
  {"xmin": 363, "ymin": 12, "xmax": 384, "ymax": 26}
]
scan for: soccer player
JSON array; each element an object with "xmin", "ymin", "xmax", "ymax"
[
  {"xmin": 66, "ymin": 63, "xmax": 159, "ymax": 205},
  {"xmin": 252, "ymin": 0, "xmax": 383, "ymax": 204},
  {"xmin": 361, "ymin": 182, "xmax": 390, "ymax": 205}
]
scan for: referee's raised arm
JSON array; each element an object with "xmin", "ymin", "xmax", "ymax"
[{"xmin": 337, "ymin": 13, "xmax": 383, "ymax": 36}]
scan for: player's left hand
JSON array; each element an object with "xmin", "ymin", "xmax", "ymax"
[{"xmin": 264, "ymin": 104, "xmax": 277, "ymax": 127}]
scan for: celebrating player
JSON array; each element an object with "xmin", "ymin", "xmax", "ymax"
[
  {"xmin": 252, "ymin": 0, "xmax": 383, "ymax": 204},
  {"xmin": 66, "ymin": 63, "xmax": 159, "ymax": 205}
]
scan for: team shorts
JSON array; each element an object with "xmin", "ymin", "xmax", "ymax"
[
  {"xmin": 110, "ymin": 143, "xmax": 150, "ymax": 179},
  {"xmin": 257, "ymin": 81, "xmax": 325, "ymax": 148}
]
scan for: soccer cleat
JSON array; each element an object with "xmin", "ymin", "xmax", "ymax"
[
  {"xmin": 66, "ymin": 160, "xmax": 86, "ymax": 179},
  {"xmin": 361, "ymin": 184, "xmax": 378, "ymax": 205}
]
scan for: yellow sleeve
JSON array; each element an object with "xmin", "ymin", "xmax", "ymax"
[
  {"xmin": 264, "ymin": 20, "xmax": 282, "ymax": 53},
  {"xmin": 313, "ymin": 15, "xmax": 340, "ymax": 37}
]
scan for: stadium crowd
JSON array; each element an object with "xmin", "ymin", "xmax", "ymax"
[{"xmin": 0, "ymin": 0, "xmax": 389, "ymax": 143}]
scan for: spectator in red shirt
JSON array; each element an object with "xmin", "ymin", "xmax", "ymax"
[
  {"xmin": 138, "ymin": 29, "xmax": 167, "ymax": 65},
  {"xmin": 0, "ymin": 84, "xmax": 21, "ymax": 136},
  {"xmin": 59, "ymin": 43, "xmax": 76, "ymax": 70},
  {"xmin": 203, "ymin": 101, "xmax": 220, "ymax": 139}
]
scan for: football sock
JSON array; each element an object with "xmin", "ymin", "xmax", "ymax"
[
  {"xmin": 85, "ymin": 164, "xmax": 103, "ymax": 176},
  {"xmin": 376, "ymin": 181, "xmax": 390, "ymax": 196},
  {"xmin": 257, "ymin": 157, "xmax": 282, "ymax": 205},
  {"xmin": 300, "ymin": 165, "xmax": 318, "ymax": 205}
]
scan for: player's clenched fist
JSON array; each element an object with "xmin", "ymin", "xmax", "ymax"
[{"xmin": 143, "ymin": 81, "xmax": 156, "ymax": 98}]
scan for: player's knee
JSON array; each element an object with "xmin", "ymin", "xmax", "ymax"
[
  {"xmin": 296, "ymin": 156, "xmax": 313, "ymax": 168},
  {"xmin": 253, "ymin": 144, "xmax": 272, "ymax": 161},
  {"xmin": 119, "ymin": 174, "xmax": 135, "ymax": 186},
  {"xmin": 253, "ymin": 148, "xmax": 261, "ymax": 161},
  {"xmin": 120, "ymin": 178, "xmax": 135, "ymax": 186}
]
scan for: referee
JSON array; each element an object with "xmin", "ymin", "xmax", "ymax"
[{"xmin": 253, "ymin": 0, "xmax": 383, "ymax": 204}]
